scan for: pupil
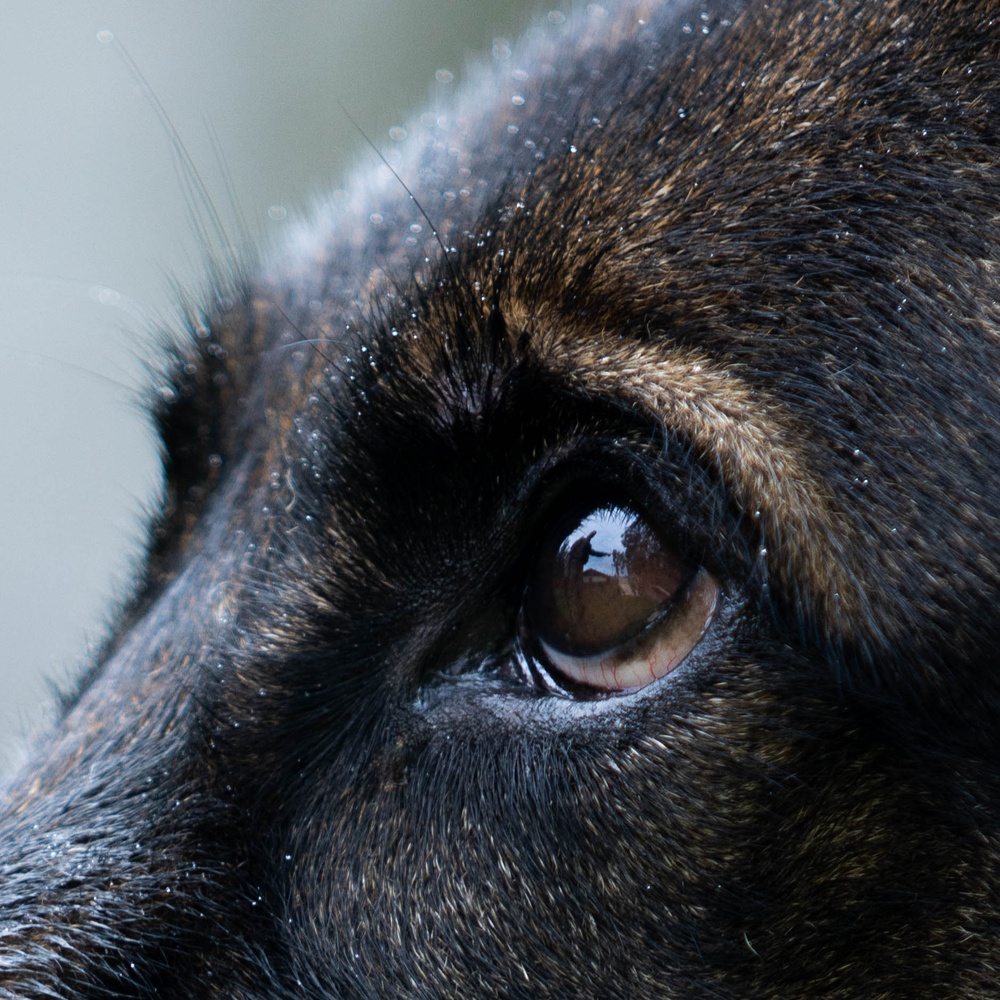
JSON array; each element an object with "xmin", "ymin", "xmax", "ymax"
[{"xmin": 530, "ymin": 504, "xmax": 686, "ymax": 657}]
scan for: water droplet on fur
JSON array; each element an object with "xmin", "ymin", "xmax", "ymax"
[{"xmin": 88, "ymin": 285, "xmax": 121, "ymax": 306}]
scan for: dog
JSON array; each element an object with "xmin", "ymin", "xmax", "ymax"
[{"xmin": 3, "ymin": 0, "xmax": 1000, "ymax": 995}]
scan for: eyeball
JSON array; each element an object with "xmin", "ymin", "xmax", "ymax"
[{"xmin": 521, "ymin": 503, "xmax": 719, "ymax": 696}]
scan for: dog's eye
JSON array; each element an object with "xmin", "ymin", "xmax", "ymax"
[{"xmin": 520, "ymin": 504, "xmax": 719, "ymax": 696}]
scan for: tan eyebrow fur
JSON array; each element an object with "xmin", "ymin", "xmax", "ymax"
[{"xmin": 526, "ymin": 318, "xmax": 866, "ymax": 646}]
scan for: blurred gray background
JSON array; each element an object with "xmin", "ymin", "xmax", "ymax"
[{"xmin": 0, "ymin": 0, "xmax": 541, "ymax": 774}]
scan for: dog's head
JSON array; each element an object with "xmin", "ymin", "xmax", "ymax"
[{"xmin": 3, "ymin": 1, "xmax": 1000, "ymax": 996}]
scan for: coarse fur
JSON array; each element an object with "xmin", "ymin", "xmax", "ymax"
[{"xmin": 3, "ymin": 0, "xmax": 1000, "ymax": 996}]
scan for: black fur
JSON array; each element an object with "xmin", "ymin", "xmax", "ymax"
[{"xmin": 3, "ymin": 1, "xmax": 1000, "ymax": 996}]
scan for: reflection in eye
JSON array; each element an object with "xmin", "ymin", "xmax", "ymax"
[{"xmin": 522, "ymin": 505, "xmax": 719, "ymax": 695}]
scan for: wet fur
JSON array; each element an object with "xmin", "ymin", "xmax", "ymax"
[{"xmin": 3, "ymin": 0, "xmax": 1000, "ymax": 996}]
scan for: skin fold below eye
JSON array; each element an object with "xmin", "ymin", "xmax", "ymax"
[{"xmin": 523, "ymin": 505, "xmax": 720, "ymax": 695}]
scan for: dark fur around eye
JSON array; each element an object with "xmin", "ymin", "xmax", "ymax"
[{"xmin": 4, "ymin": 2, "xmax": 1000, "ymax": 998}]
